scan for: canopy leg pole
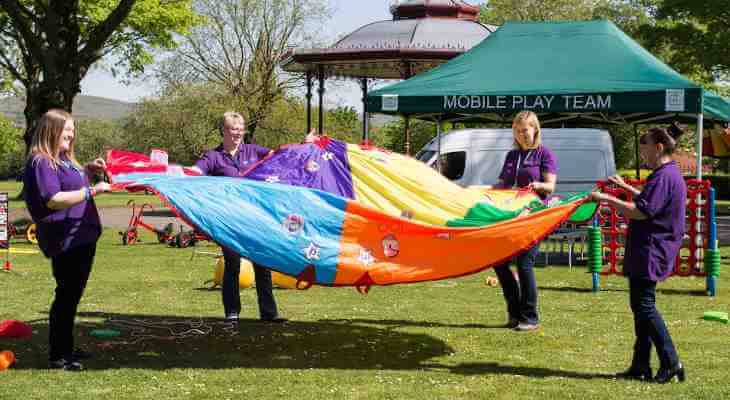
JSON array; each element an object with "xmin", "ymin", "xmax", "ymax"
[
  {"xmin": 318, "ymin": 66, "xmax": 325, "ymax": 135},
  {"xmin": 436, "ymin": 118, "xmax": 442, "ymax": 174},
  {"xmin": 695, "ymin": 113, "xmax": 706, "ymax": 290},
  {"xmin": 361, "ymin": 78, "xmax": 369, "ymax": 142},
  {"xmin": 306, "ymin": 71, "xmax": 313, "ymax": 133},
  {"xmin": 634, "ymin": 124, "xmax": 640, "ymax": 179},
  {"xmin": 404, "ymin": 116, "xmax": 411, "ymax": 156},
  {"xmin": 696, "ymin": 113, "xmax": 704, "ymax": 180}
]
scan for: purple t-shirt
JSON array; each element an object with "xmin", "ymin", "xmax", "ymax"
[
  {"xmin": 624, "ymin": 161, "xmax": 686, "ymax": 282},
  {"xmin": 498, "ymin": 145, "xmax": 558, "ymax": 192},
  {"xmin": 195, "ymin": 144, "xmax": 270, "ymax": 177},
  {"xmin": 23, "ymin": 154, "xmax": 102, "ymax": 258}
]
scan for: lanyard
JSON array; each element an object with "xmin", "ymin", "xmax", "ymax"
[
  {"xmin": 513, "ymin": 150, "xmax": 532, "ymax": 188},
  {"xmin": 60, "ymin": 159, "xmax": 83, "ymax": 175},
  {"xmin": 224, "ymin": 148, "xmax": 242, "ymax": 171}
]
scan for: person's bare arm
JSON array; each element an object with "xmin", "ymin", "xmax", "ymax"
[
  {"xmin": 529, "ymin": 172, "xmax": 556, "ymax": 195},
  {"xmin": 608, "ymin": 175, "xmax": 640, "ymax": 196},
  {"xmin": 589, "ymin": 191, "xmax": 647, "ymax": 220},
  {"xmin": 47, "ymin": 182, "xmax": 111, "ymax": 210}
]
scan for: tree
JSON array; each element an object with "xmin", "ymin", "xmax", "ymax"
[
  {"xmin": 121, "ymin": 83, "xmax": 234, "ymax": 165},
  {"xmin": 0, "ymin": 113, "xmax": 23, "ymax": 178},
  {"xmin": 157, "ymin": 0, "xmax": 331, "ymax": 141},
  {"xmin": 480, "ymin": 0, "xmax": 597, "ymax": 24},
  {"xmin": 120, "ymin": 83, "xmax": 364, "ymax": 162},
  {"xmin": 74, "ymin": 118, "xmax": 127, "ymax": 163},
  {"xmin": 637, "ymin": 0, "xmax": 730, "ymax": 85},
  {"xmin": 0, "ymin": 0, "xmax": 198, "ymax": 153},
  {"xmin": 380, "ymin": 118, "xmax": 437, "ymax": 155}
]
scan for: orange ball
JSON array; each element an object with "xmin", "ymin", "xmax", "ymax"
[
  {"xmin": 0, "ymin": 350, "xmax": 15, "ymax": 370},
  {"xmin": 484, "ymin": 276, "xmax": 499, "ymax": 287}
]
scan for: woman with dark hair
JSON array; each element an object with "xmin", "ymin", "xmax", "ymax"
[
  {"xmin": 590, "ymin": 123, "xmax": 687, "ymax": 383},
  {"xmin": 23, "ymin": 109, "xmax": 111, "ymax": 371}
]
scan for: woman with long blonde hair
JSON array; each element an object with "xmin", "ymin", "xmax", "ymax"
[{"xmin": 23, "ymin": 109, "xmax": 110, "ymax": 371}]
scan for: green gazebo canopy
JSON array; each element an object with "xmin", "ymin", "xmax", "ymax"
[{"xmin": 368, "ymin": 20, "xmax": 730, "ymax": 124}]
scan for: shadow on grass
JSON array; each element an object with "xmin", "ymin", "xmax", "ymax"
[
  {"xmin": 656, "ymin": 288, "xmax": 707, "ymax": 296},
  {"xmin": 539, "ymin": 285, "xmax": 707, "ymax": 297},
  {"xmin": 6, "ymin": 312, "xmax": 453, "ymax": 371},
  {"xmin": 423, "ymin": 362, "xmax": 615, "ymax": 380},
  {"xmin": 538, "ymin": 285, "xmax": 626, "ymax": 294},
  {"xmin": 319, "ymin": 318, "xmax": 490, "ymax": 329}
]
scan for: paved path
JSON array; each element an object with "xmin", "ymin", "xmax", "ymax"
[
  {"xmin": 9, "ymin": 208, "xmax": 730, "ymax": 246},
  {"xmin": 9, "ymin": 206, "xmax": 190, "ymax": 231}
]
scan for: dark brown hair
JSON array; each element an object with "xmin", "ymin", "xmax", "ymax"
[{"xmin": 639, "ymin": 122, "xmax": 685, "ymax": 155}]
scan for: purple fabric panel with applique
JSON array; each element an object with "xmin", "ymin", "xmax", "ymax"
[{"xmin": 243, "ymin": 138, "xmax": 355, "ymax": 199}]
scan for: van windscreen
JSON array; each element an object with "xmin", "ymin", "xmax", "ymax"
[
  {"xmin": 416, "ymin": 150, "xmax": 436, "ymax": 163},
  {"xmin": 439, "ymin": 151, "xmax": 467, "ymax": 180}
]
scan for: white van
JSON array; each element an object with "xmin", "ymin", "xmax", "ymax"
[{"xmin": 416, "ymin": 128, "xmax": 616, "ymax": 195}]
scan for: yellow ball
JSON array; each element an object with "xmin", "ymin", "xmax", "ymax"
[
  {"xmin": 213, "ymin": 257, "xmax": 255, "ymax": 289},
  {"xmin": 272, "ymin": 271, "xmax": 298, "ymax": 289}
]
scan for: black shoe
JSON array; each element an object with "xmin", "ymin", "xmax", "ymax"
[
  {"xmin": 71, "ymin": 348, "xmax": 94, "ymax": 360},
  {"xmin": 224, "ymin": 313, "xmax": 240, "ymax": 324},
  {"xmin": 49, "ymin": 358, "xmax": 84, "ymax": 372},
  {"xmin": 615, "ymin": 367, "xmax": 653, "ymax": 381},
  {"xmin": 260, "ymin": 317, "xmax": 288, "ymax": 324},
  {"xmin": 504, "ymin": 318, "xmax": 519, "ymax": 329},
  {"xmin": 655, "ymin": 363, "xmax": 685, "ymax": 384}
]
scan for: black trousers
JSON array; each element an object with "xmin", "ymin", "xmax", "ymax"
[
  {"xmin": 49, "ymin": 243, "xmax": 96, "ymax": 361},
  {"xmin": 221, "ymin": 247, "xmax": 278, "ymax": 319}
]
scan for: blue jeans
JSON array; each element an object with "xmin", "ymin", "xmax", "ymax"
[
  {"xmin": 494, "ymin": 245, "xmax": 540, "ymax": 325},
  {"xmin": 222, "ymin": 247, "xmax": 279, "ymax": 320},
  {"xmin": 628, "ymin": 278, "xmax": 679, "ymax": 370}
]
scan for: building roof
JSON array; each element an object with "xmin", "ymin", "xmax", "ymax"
[{"xmin": 281, "ymin": 1, "xmax": 493, "ymax": 79}]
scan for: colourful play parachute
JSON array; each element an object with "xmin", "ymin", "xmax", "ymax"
[{"xmin": 106, "ymin": 138, "xmax": 595, "ymax": 290}]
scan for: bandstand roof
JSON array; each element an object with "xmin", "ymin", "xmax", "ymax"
[{"xmin": 281, "ymin": 0, "xmax": 495, "ymax": 79}]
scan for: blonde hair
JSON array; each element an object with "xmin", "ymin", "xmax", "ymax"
[
  {"xmin": 218, "ymin": 111, "xmax": 245, "ymax": 135},
  {"xmin": 512, "ymin": 111, "xmax": 542, "ymax": 150},
  {"xmin": 29, "ymin": 109, "xmax": 80, "ymax": 170}
]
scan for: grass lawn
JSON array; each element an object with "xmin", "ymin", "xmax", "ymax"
[
  {"xmin": 0, "ymin": 180, "xmax": 162, "ymax": 211},
  {"xmin": 2, "ymin": 230, "xmax": 729, "ymax": 399},
  {"xmin": 717, "ymin": 200, "xmax": 730, "ymax": 216}
]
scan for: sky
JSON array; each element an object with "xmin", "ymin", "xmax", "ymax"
[{"xmin": 80, "ymin": 0, "xmax": 421, "ymax": 110}]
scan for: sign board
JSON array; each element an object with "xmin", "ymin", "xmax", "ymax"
[
  {"xmin": 0, "ymin": 193, "xmax": 8, "ymax": 250},
  {"xmin": 665, "ymin": 89, "xmax": 686, "ymax": 112},
  {"xmin": 381, "ymin": 95, "xmax": 399, "ymax": 112}
]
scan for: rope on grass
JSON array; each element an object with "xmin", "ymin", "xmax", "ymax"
[{"xmin": 93, "ymin": 317, "xmax": 237, "ymax": 345}]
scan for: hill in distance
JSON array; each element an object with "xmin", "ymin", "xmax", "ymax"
[
  {"xmin": 0, "ymin": 95, "xmax": 136, "ymax": 127},
  {"xmin": 0, "ymin": 94, "xmax": 399, "ymax": 129}
]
